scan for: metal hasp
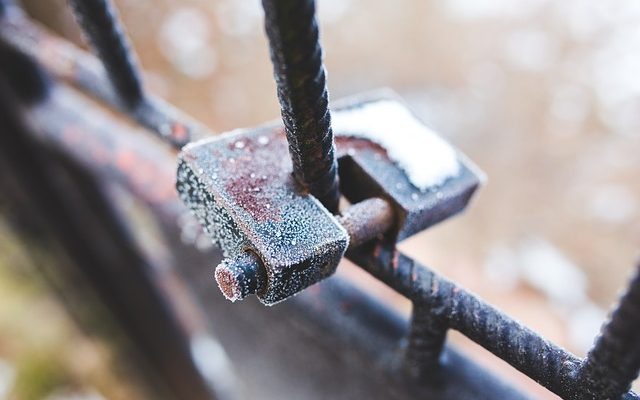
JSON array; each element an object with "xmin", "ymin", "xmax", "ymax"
[
  {"xmin": 334, "ymin": 92, "xmax": 482, "ymax": 242},
  {"xmin": 177, "ymin": 125, "xmax": 349, "ymax": 305},
  {"xmin": 177, "ymin": 92, "xmax": 483, "ymax": 304}
]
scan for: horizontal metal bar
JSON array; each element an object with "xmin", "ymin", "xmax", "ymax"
[{"xmin": 337, "ymin": 197, "xmax": 395, "ymax": 248}]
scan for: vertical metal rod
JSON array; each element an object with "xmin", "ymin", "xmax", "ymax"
[
  {"xmin": 68, "ymin": 0, "xmax": 144, "ymax": 109},
  {"xmin": 262, "ymin": 0, "xmax": 340, "ymax": 213},
  {"xmin": 580, "ymin": 264, "xmax": 640, "ymax": 399},
  {"xmin": 405, "ymin": 302, "xmax": 447, "ymax": 378}
]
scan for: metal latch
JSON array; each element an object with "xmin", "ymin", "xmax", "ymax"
[{"xmin": 177, "ymin": 92, "xmax": 483, "ymax": 304}]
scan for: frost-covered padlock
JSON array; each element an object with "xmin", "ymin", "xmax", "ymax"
[{"xmin": 177, "ymin": 90, "xmax": 483, "ymax": 305}]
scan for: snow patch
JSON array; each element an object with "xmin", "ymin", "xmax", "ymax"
[{"xmin": 333, "ymin": 100, "xmax": 461, "ymax": 190}]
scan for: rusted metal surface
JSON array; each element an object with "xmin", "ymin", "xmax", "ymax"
[
  {"xmin": 0, "ymin": 23, "xmax": 539, "ymax": 397},
  {"xmin": 214, "ymin": 251, "xmax": 266, "ymax": 302},
  {"xmin": 210, "ymin": 197, "xmax": 395, "ymax": 303},
  {"xmin": 337, "ymin": 197, "xmax": 395, "ymax": 248},
  {"xmin": 262, "ymin": 0, "xmax": 341, "ymax": 213},
  {"xmin": 177, "ymin": 127, "xmax": 349, "ymax": 305}
]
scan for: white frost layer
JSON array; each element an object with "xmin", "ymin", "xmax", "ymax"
[{"xmin": 332, "ymin": 100, "xmax": 460, "ymax": 190}]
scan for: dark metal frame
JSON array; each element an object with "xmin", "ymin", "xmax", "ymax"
[{"xmin": 0, "ymin": 0, "xmax": 638, "ymax": 399}]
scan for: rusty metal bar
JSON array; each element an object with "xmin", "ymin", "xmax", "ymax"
[
  {"xmin": 405, "ymin": 301, "xmax": 447, "ymax": 378},
  {"xmin": 337, "ymin": 197, "xmax": 395, "ymax": 248},
  {"xmin": 68, "ymin": 0, "xmax": 143, "ymax": 108},
  {"xmin": 580, "ymin": 264, "xmax": 640, "ymax": 399},
  {"xmin": 262, "ymin": 0, "xmax": 341, "ymax": 213}
]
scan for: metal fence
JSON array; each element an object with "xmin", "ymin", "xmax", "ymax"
[{"xmin": 0, "ymin": 0, "xmax": 638, "ymax": 399}]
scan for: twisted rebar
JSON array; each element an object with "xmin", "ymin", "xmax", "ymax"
[
  {"xmin": 580, "ymin": 264, "xmax": 640, "ymax": 399},
  {"xmin": 68, "ymin": 0, "xmax": 144, "ymax": 108},
  {"xmin": 405, "ymin": 302, "xmax": 447, "ymax": 378},
  {"xmin": 262, "ymin": 0, "xmax": 340, "ymax": 213}
]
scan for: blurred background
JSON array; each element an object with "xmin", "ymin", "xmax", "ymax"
[{"xmin": 1, "ymin": 0, "xmax": 639, "ymax": 398}]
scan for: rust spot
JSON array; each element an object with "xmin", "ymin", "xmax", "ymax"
[
  {"xmin": 225, "ymin": 172, "xmax": 277, "ymax": 222},
  {"xmin": 171, "ymin": 123, "xmax": 188, "ymax": 142},
  {"xmin": 335, "ymin": 136, "xmax": 388, "ymax": 159},
  {"xmin": 222, "ymin": 131, "xmax": 291, "ymax": 222},
  {"xmin": 214, "ymin": 266, "xmax": 241, "ymax": 302}
]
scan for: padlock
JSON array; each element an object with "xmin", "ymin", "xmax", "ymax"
[{"xmin": 176, "ymin": 90, "xmax": 483, "ymax": 305}]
